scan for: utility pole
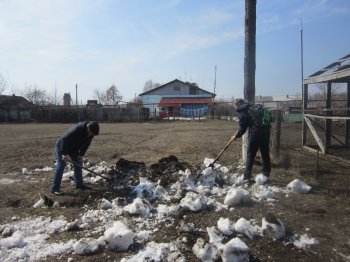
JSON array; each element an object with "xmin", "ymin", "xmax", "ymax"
[
  {"xmin": 244, "ymin": 0, "xmax": 256, "ymax": 104},
  {"xmin": 242, "ymin": 0, "xmax": 257, "ymax": 164},
  {"xmin": 75, "ymin": 84, "xmax": 78, "ymax": 106}
]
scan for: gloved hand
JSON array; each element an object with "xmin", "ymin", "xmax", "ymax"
[{"xmin": 62, "ymin": 155, "xmax": 72, "ymax": 162}]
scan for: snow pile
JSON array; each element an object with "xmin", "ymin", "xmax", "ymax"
[
  {"xmin": 192, "ymin": 238, "xmax": 220, "ymax": 261},
  {"xmin": 217, "ymin": 217, "xmax": 234, "ymax": 236},
  {"xmin": 252, "ymin": 185, "xmax": 276, "ymax": 201},
  {"xmin": 220, "ymin": 237, "xmax": 250, "ymax": 262},
  {"xmin": 124, "ymin": 198, "xmax": 152, "ymax": 216},
  {"xmin": 180, "ymin": 192, "xmax": 208, "ymax": 211},
  {"xmin": 261, "ymin": 215, "xmax": 285, "ymax": 240},
  {"xmin": 224, "ymin": 188, "xmax": 252, "ymax": 206},
  {"xmin": 287, "ymin": 179, "xmax": 311, "ymax": 194},
  {"xmin": 255, "ymin": 173, "xmax": 269, "ymax": 185},
  {"xmin": 73, "ymin": 238, "xmax": 101, "ymax": 255},
  {"xmin": 121, "ymin": 241, "xmax": 182, "ymax": 262},
  {"xmin": 0, "ymin": 216, "xmax": 75, "ymax": 261},
  {"xmin": 234, "ymin": 217, "xmax": 260, "ymax": 239},
  {"xmin": 0, "ymin": 158, "xmax": 322, "ymax": 261},
  {"xmin": 292, "ymin": 234, "xmax": 319, "ymax": 248},
  {"xmin": 103, "ymin": 221, "xmax": 134, "ymax": 251}
]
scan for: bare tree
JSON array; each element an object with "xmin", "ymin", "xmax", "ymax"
[
  {"xmin": 94, "ymin": 84, "xmax": 123, "ymax": 105},
  {"xmin": 106, "ymin": 84, "xmax": 122, "ymax": 104},
  {"xmin": 22, "ymin": 85, "xmax": 48, "ymax": 105},
  {"xmin": 143, "ymin": 79, "xmax": 160, "ymax": 92},
  {"xmin": 94, "ymin": 89, "xmax": 106, "ymax": 104},
  {"xmin": 46, "ymin": 88, "xmax": 61, "ymax": 105},
  {"xmin": 0, "ymin": 72, "xmax": 7, "ymax": 95},
  {"xmin": 129, "ymin": 96, "xmax": 143, "ymax": 106},
  {"xmin": 310, "ymin": 82, "xmax": 346, "ymax": 108}
]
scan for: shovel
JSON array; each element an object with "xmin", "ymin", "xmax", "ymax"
[
  {"xmin": 69, "ymin": 159, "xmax": 112, "ymax": 182},
  {"xmin": 208, "ymin": 139, "xmax": 233, "ymax": 168}
]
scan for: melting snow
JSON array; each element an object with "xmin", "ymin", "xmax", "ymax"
[{"xmin": 0, "ymin": 159, "xmax": 320, "ymax": 261}]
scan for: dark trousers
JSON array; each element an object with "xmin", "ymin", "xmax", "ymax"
[
  {"xmin": 52, "ymin": 144, "xmax": 83, "ymax": 190},
  {"xmin": 244, "ymin": 130, "xmax": 271, "ymax": 178}
]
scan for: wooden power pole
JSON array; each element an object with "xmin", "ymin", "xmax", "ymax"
[
  {"xmin": 244, "ymin": 0, "xmax": 256, "ymax": 104},
  {"xmin": 242, "ymin": 0, "xmax": 257, "ymax": 163}
]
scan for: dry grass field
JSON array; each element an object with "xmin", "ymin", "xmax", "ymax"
[{"xmin": 0, "ymin": 120, "xmax": 349, "ymax": 261}]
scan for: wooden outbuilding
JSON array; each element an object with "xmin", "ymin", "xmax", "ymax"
[
  {"xmin": 0, "ymin": 94, "xmax": 33, "ymax": 121},
  {"xmin": 302, "ymin": 54, "xmax": 350, "ymax": 163}
]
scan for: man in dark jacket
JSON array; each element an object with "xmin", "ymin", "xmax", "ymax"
[
  {"xmin": 230, "ymin": 99, "xmax": 271, "ymax": 184},
  {"xmin": 51, "ymin": 121, "xmax": 100, "ymax": 195}
]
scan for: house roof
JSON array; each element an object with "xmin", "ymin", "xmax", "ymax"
[
  {"xmin": 0, "ymin": 95, "xmax": 33, "ymax": 108},
  {"xmin": 139, "ymin": 79, "xmax": 216, "ymax": 97},
  {"xmin": 304, "ymin": 53, "xmax": 350, "ymax": 84},
  {"xmin": 158, "ymin": 97, "xmax": 213, "ymax": 107}
]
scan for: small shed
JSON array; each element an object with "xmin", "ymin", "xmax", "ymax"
[
  {"xmin": 302, "ymin": 54, "xmax": 350, "ymax": 163},
  {"xmin": 0, "ymin": 95, "xmax": 33, "ymax": 121}
]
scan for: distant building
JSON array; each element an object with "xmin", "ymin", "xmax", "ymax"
[
  {"xmin": 139, "ymin": 79, "xmax": 216, "ymax": 118},
  {"xmin": 255, "ymin": 95, "xmax": 302, "ymax": 109},
  {"xmin": 63, "ymin": 93, "xmax": 71, "ymax": 106},
  {"xmin": 86, "ymin": 100, "xmax": 99, "ymax": 107},
  {"xmin": 0, "ymin": 94, "xmax": 33, "ymax": 121}
]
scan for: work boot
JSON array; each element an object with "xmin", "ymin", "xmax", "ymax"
[
  {"xmin": 51, "ymin": 188, "xmax": 63, "ymax": 195},
  {"xmin": 76, "ymin": 184, "xmax": 91, "ymax": 190},
  {"xmin": 243, "ymin": 175, "xmax": 255, "ymax": 186}
]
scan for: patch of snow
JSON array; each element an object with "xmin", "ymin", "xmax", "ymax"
[
  {"xmin": 217, "ymin": 217, "xmax": 234, "ymax": 236},
  {"xmin": 103, "ymin": 221, "xmax": 134, "ymax": 251},
  {"xmin": 293, "ymin": 234, "xmax": 318, "ymax": 248},
  {"xmin": 261, "ymin": 217, "xmax": 285, "ymax": 240},
  {"xmin": 0, "ymin": 178, "xmax": 19, "ymax": 185},
  {"xmin": 180, "ymin": 192, "xmax": 208, "ymax": 211},
  {"xmin": 73, "ymin": 237, "xmax": 101, "ymax": 255},
  {"xmin": 234, "ymin": 217, "xmax": 260, "ymax": 239},
  {"xmin": 121, "ymin": 241, "xmax": 184, "ymax": 262},
  {"xmin": 224, "ymin": 188, "xmax": 251, "ymax": 206},
  {"xmin": 255, "ymin": 173, "xmax": 269, "ymax": 185},
  {"xmin": 220, "ymin": 237, "xmax": 250, "ymax": 262},
  {"xmin": 192, "ymin": 238, "xmax": 219, "ymax": 261},
  {"xmin": 287, "ymin": 179, "xmax": 311, "ymax": 194},
  {"xmin": 124, "ymin": 198, "xmax": 152, "ymax": 216}
]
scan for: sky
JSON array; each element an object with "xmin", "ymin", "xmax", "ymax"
[
  {"xmin": 0, "ymin": 0, "xmax": 350, "ymax": 104},
  {"xmin": 0, "ymin": 159, "xmax": 317, "ymax": 261}
]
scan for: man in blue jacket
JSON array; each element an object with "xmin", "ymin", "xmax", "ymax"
[
  {"xmin": 230, "ymin": 99, "xmax": 271, "ymax": 184},
  {"xmin": 51, "ymin": 121, "xmax": 100, "ymax": 195}
]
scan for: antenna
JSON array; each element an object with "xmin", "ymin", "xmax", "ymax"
[
  {"xmin": 213, "ymin": 65, "xmax": 217, "ymax": 94},
  {"xmin": 301, "ymin": 20, "xmax": 304, "ymax": 96}
]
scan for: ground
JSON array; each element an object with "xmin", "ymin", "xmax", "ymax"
[{"xmin": 0, "ymin": 120, "xmax": 349, "ymax": 261}]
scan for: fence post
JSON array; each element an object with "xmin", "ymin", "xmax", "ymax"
[{"xmin": 272, "ymin": 109, "xmax": 282, "ymax": 159}]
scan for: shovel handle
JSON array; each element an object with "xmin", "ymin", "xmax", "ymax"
[
  {"xmin": 69, "ymin": 159, "xmax": 112, "ymax": 182},
  {"xmin": 211, "ymin": 139, "xmax": 233, "ymax": 166}
]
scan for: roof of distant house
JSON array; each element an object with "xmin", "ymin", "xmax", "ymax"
[
  {"xmin": 139, "ymin": 79, "xmax": 216, "ymax": 97},
  {"xmin": 0, "ymin": 95, "xmax": 33, "ymax": 108}
]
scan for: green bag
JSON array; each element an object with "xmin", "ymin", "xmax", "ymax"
[{"xmin": 249, "ymin": 104, "xmax": 272, "ymax": 127}]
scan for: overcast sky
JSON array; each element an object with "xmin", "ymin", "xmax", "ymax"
[{"xmin": 1, "ymin": 0, "xmax": 349, "ymax": 104}]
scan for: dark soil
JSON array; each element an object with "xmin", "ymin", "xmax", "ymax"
[{"xmin": 0, "ymin": 121, "xmax": 349, "ymax": 261}]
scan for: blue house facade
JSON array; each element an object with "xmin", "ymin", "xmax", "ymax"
[{"xmin": 139, "ymin": 79, "xmax": 216, "ymax": 119}]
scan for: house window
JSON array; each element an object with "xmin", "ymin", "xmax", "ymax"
[{"xmin": 173, "ymin": 85, "xmax": 180, "ymax": 91}]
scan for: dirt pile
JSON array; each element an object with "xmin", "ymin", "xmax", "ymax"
[{"xmin": 106, "ymin": 155, "xmax": 196, "ymax": 189}]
